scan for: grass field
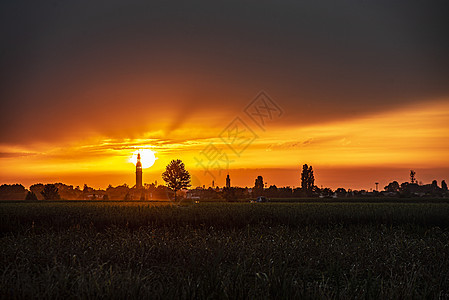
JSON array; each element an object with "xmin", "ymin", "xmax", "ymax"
[{"xmin": 2, "ymin": 201, "xmax": 449, "ymax": 298}]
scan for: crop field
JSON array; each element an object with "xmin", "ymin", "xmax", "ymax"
[{"xmin": 2, "ymin": 201, "xmax": 449, "ymax": 299}]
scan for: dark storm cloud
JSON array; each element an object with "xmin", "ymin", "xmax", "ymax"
[{"xmin": 1, "ymin": 0, "xmax": 448, "ymax": 144}]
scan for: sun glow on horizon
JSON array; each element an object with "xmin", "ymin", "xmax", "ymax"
[
  {"xmin": 129, "ymin": 149, "xmax": 157, "ymax": 168},
  {"xmin": 0, "ymin": 100, "xmax": 447, "ymax": 190}
]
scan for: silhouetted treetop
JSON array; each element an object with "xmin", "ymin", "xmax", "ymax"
[
  {"xmin": 301, "ymin": 164, "xmax": 315, "ymax": 196},
  {"xmin": 25, "ymin": 191, "xmax": 38, "ymax": 201},
  {"xmin": 162, "ymin": 159, "xmax": 191, "ymax": 202},
  {"xmin": 41, "ymin": 184, "xmax": 60, "ymax": 200},
  {"xmin": 384, "ymin": 181, "xmax": 400, "ymax": 193},
  {"xmin": 410, "ymin": 170, "xmax": 416, "ymax": 184}
]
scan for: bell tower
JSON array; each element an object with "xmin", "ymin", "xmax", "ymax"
[
  {"xmin": 226, "ymin": 174, "xmax": 231, "ymax": 188},
  {"xmin": 136, "ymin": 153, "xmax": 142, "ymax": 189}
]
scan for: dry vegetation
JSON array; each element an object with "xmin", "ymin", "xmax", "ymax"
[{"xmin": 1, "ymin": 201, "xmax": 449, "ymax": 299}]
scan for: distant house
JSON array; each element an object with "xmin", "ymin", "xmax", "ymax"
[
  {"xmin": 82, "ymin": 190, "xmax": 106, "ymax": 200},
  {"xmin": 319, "ymin": 193, "xmax": 337, "ymax": 199},
  {"xmin": 251, "ymin": 196, "xmax": 268, "ymax": 203}
]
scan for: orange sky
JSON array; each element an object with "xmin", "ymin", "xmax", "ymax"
[
  {"xmin": 1, "ymin": 1, "xmax": 448, "ymax": 191},
  {"xmin": 1, "ymin": 99, "xmax": 448, "ymax": 190}
]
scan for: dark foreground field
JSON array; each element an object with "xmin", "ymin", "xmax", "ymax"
[{"xmin": 2, "ymin": 201, "xmax": 449, "ymax": 299}]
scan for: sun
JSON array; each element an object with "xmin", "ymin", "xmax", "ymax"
[{"xmin": 129, "ymin": 149, "xmax": 157, "ymax": 168}]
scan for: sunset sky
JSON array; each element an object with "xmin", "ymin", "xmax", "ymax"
[{"xmin": 1, "ymin": 1, "xmax": 448, "ymax": 190}]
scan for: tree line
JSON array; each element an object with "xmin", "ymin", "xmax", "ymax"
[{"xmin": 1, "ymin": 162, "xmax": 447, "ymax": 201}]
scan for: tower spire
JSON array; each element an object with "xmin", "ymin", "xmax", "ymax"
[
  {"xmin": 226, "ymin": 173, "xmax": 231, "ymax": 188},
  {"xmin": 136, "ymin": 152, "xmax": 142, "ymax": 189}
]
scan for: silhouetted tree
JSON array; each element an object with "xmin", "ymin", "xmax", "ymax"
[
  {"xmin": 400, "ymin": 182, "xmax": 409, "ymax": 191},
  {"xmin": 25, "ymin": 191, "xmax": 38, "ymax": 201},
  {"xmin": 222, "ymin": 187, "xmax": 237, "ymax": 202},
  {"xmin": 41, "ymin": 184, "xmax": 60, "ymax": 200},
  {"xmin": 321, "ymin": 188, "xmax": 333, "ymax": 198},
  {"xmin": 265, "ymin": 185, "xmax": 278, "ymax": 198},
  {"xmin": 145, "ymin": 183, "xmax": 156, "ymax": 191},
  {"xmin": 410, "ymin": 170, "xmax": 416, "ymax": 184},
  {"xmin": 103, "ymin": 194, "xmax": 109, "ymax": 200},
  {"xmin": 105, "ymin": 184, "xmax": 130, "ymax": 200},
  {"xmin": 399, "ymin": 182, "xmax": 412, "ymax": 197},
  {"xmin": 30, "ymin": 184, "xmax": 45, "ymax": 200},
  {"xmin": 278, "ymin": 186, "xmax": 293, "ymax": 198},
  {"xmin": 301, "ymin": 164, "xmax": 315, "ymax": 196},
  {"xmin": 253, "ymin": 176, "xmax": 264, "ymax": 197},
  {"xmin": 162, "ymin": 159, "xmax": 191, "ymax": 203},
  {"xmin": 292, "ymin": 187, "xmax": 302, "ymax": 197},
  {"xmin": 430, "ymin": 180, "xmax": 440, "ymax": 195},
  {"xmin": 442, "ymin": 180, "xmax": 448, "ymax": 191},
  {"xmin": 335, "ymin": 188, "xmax": 347, "ymax": 198},
  {"xmin": 255, "ymin": 176, "xmax": 264, "ymax": 189},
  {"xmin": 0, "ymin": 184, "xmax": 27, "ymax": 200},
  {"xmin": 384, "ymin": 181, "xmax": 400, "ymax": 193}
]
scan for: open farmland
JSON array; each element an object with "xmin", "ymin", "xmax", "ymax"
[{"xmin": 1, "ymin": 201, "xmax": 449, "ymax": 299}]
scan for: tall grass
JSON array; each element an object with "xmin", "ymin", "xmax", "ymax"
[
  {"xmin": 2, "ymin": 202, "xmax": 449, "ymax": 234},
  {"xmin": 1, "ymin": 202, "xmax": 449, "ymax": 298}
]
